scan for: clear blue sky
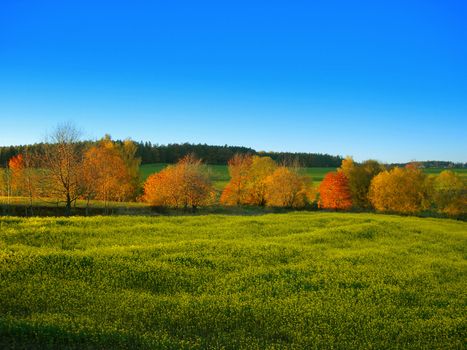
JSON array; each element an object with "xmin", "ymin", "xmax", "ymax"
[{"xmin": 0, "ymin": 0, "xmax": 466, "ymax": 163}]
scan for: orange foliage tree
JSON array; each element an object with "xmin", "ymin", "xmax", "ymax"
[
  {"xmin": 143, "ymin": 155, "xmax": 214, "ymax": 209},
  {"xmin": 264, "ymin": 167, "xmax": 313, "ymax": 208},
  {"xmin": 220, "ymin": 154, "xmax": 253, "ymax": 205},
  {"xmin": 8, "ymin": 154, "xmax": 24, "ymax": 195},
  {"xmin": 82, "ymin": 137, "xmax": 134, "ymax": 207},
  {"xmin": 369, "ymin": 166, "xmax": 430, "ymax": 213},
  {"xmin": 8, "ymin": 150, "xmax": 38, "ymax": 211},
  {"xmin": 318, "ymin": 171, "xmax": 352, "ymax": 210}
]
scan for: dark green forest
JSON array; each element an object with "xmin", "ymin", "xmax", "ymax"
[{"xmin": 1, "ymin": 141, "xmax": 465, "ymax": 168}]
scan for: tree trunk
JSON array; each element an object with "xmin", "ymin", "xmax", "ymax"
[{"xmin": 65, "ymin": 192, "xmax": 72, "ymax": 216}]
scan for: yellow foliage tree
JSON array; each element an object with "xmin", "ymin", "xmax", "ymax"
[
  {"xmin": 244, "ymin": 156, "xmax": 277, "ymax": 206},
  {"xmin": 369, "ymin": 167, "xmax": 429, "ymax": 213},
  {"xmin": 432, "ymin": 170, "xmax": 466, "ymax": 215},
  {"xmin": 264, "ymin": 167, "xmax": 313, "ymax": 208}
]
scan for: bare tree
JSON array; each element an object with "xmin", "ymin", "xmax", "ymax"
[{"xmin": 41, "ymin": 123, "xmax": 83, "ymax": 215}]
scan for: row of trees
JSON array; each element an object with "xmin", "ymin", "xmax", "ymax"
[
  {"xmin": 0, "ymin": 125, "xmax": 141, "ymax": 214},
  {"xmin": 143, "ymin": 154, "xmax": 466, "ymax": 216},
  {"xmin": 143, "ymin": 154, "xmax": 315, "ymax": 209},
  {"xmin": 318, "ymin": 158, "xmax": 466, "ymax": 215},
  {"xmin": 3, "ymin": 142, "xmax": 466, "ymax": 169},
  {"xmin": 1, "ymin": 141, "xmax": 345, "ymax": 167},
  {"xmin": 1, "ymin": 125, "xmax": 465, "ymax": 216}
]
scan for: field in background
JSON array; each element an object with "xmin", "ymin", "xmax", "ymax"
[{"xmin": 0, "ymin": 213, "xmax": 465, "ymax": 348}]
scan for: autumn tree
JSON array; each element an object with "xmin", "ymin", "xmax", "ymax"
[
  {"xmin": 8, "ymin": 154, "xmax": 24, "ymax": 196},
  {"xmin": 318, "ymin": 171, "xmax": 352, "ymax": 210},
  {"xmin": 8, "ymin": 150, "xmax": 39, "ymax": 213},
  {"xmin": 40, "ymin": 123, "xmax": 84, "ymax": 214},
  {"xmin": 432, "ymin": 170, "xmax": 466, "ymax": 215},
  {"xmin": 118, "ymin": 139, "xmax": 141, "ymax": 199},
  {"xmin": 0, "ymin": 165, "xmax": 12, "ymax": 204},
  {"xmin": 264, "ymin": 166, "xmax": 313, "ymax": 208},
  {"xmin": 220, "ymin": 153, "xmax": 253, "ymax": 205},
  {"xmin": 338, "ymin": 156, "xmax": 355, "ymax": 178},
  {"xmin": 143, "ymin": 154, "xmax": 214, "ymax": 210},
  {"xmin": 369, "ymin": 166, "xmax": 430, "ymax": 213},
  {"xmin": 243, "ymin": 156, "xmax": 277, "ymax": 206},
  {"xmin": 338, "ymin": 158, "xmax": 384, "ymax": 208},
  {"xmin": 82, "ymin": 137, "xmax": 134, "ymax": 209}
]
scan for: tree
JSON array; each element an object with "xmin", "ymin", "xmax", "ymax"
[
  {"xmin": 82, "ymin": 137, "xmax": 134, "ymax": 210},
  {"xmin": 0, "ymin": 166, "xmax": 12, "ymax": 205},
  {"xmin": 339, "ymin": 156, "xmax": 355, "ymax": 178},
  {"xmin": 143, "ymin": 155, "xmax": 214, "ymax": 210},
  {"xmin": 432, "ymin": 170, "xmax": 466, "ymax": 215},
  {"xmin": 243, "ymin": 156, "xmax": 277, "ymax": 206},
  {"xmin": 264, "ymin": 166, "xmax": 313, "ymax": 208},
  {"xmin": 8, "ymin": 150, "xmax": 39, "ymax": 213},
  {"xmin": 369, "ymin": 167, "xmax": 429, "ymax": 213},
  {"xmin": 8, "ymin": 154, "xmax": 24, "ymax": 195},
  {"xmin": 338, "ymin": 158, "xmax": 385, "ymax": 208},
  {"xmin": 221, "ymin": 155, "xmax": 276, "ymax": 206},
  {"xmin": 118, "ymin": 139, "xmax": 141, "ymax": 199},
  {"xmin": 220, "ymin": 154, "xmax": 253, "ymax": 205},
  {"xmin": 318, "ymin": 171, "xmax": 352, "ymax": 210},
  {"xmin": 40, "ymin": 123, "xmax": 83, "ymax": 214}
]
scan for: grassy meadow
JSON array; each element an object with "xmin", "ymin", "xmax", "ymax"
[{"xmin": 1, "ymin": 213, "xmax": 466, "ymax": 348}]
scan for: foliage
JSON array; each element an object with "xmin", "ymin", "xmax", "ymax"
[
  {"xmin": 118, "ymin": 139, "xmax": 142, "ymax": 198},
  {"xmin": 220, "ymin": 155, "xmax": 277, "ymax": 206},
  {"xmin": 369, "ymin": 167, "xmax": 430, "ymax": 213},
  {"xmin": 432, "ymin": 170, "xmax": 467, "ymax": 215},
  {"xmin": 318, "ymin": 171, "xmax": 352, "ymax": 209},
  {"xmin": 220, "ymin": 154, "xmax": 253, "ymax": 205},
  {"xmin": 0, "ymin": 213, "xmax": 465, "ymax": 349},
  {"xmin": 82, "ymin": 137, "xmax": 134, "ymax": 205},
  {"xmin": 338, "ymin": 158, "xmax": 385, "ymax": 208},
  {"xmin": 264, "ymin": 166, "xmax": 313, "ymax": 208},
  {"xmin": 143, "ymin": 154, "xmax": 215, "ymax": 209},
  {"xmin": 8, "ymin": 154, "xmax": 24, "ymax": 195},
  {"xmin": 39, "ymin": 123, "xmax": 84, "ymax": 213},
  {"xmin": 1, "ymin": 142, "xmax": 345, "ymax": 167},
  {"xmin": 8, "ymin": 149, "xmax": 42, "ymax": 214},
  {"xmin": 243, "ymin": 156, "xmax": 277, "ymax": 206}
]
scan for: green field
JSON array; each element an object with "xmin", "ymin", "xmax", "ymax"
[{"xmin": 1, "ymin": 213, "xmax": 466, "ymax": 348}]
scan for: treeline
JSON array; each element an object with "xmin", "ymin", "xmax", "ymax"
[
  {"xmin": 390, "ymin": 161, "xmax": 467, "ymax": 169},
  {"xmin": 1, "ymin": 124, "xmax": 465, "ymax": 218},
  {"xmin": 0, "ymin": 125, "xmax": 141, "ymax": 215},
  {"xmin": 143, "ymin": 154, "xmax": 466, "ymax": 217},
  {"xmin": 3, "ymin": 141, "xmax": 465, "ymax": 168},
  {"xmin": 1, "ymin": 141, "xmax": 344, "ymax": 167}
]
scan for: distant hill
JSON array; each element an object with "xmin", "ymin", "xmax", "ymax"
[
  {"xmin": 389, "ymin": 161, "xmax": 467, "ymax": 169},
  {"xmin": 0, "ymin": 141, "xmax": 344, "ymax": 167}
]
